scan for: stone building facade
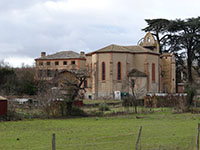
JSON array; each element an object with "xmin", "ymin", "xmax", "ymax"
[
  {"xmin": 35, "ymin": 32, "xmax": 176, "ymax": 99},
  {"xmin": 35, "ymin": 51, "xmax": 86, "ymax": 80}
]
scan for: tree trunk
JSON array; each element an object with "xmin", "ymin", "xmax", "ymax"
[
  {"xmin": 187, "ymin": 50, "xmax": 193, "ymax": 83},
  {"xmin": 134, "ymin": 102, "xmax": 137, "ymax": 114},
  {"xmin": 155, "ymin": 33, "xmax": 162, "ymax": 54}
]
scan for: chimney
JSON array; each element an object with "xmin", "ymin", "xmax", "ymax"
[
  {"xmin": 41, "ymin": 52, "xmax": 46, "ymax": 57},
  {"xmin": 80, "ymin": 51, "xmax": 85, "ymax": 57}
]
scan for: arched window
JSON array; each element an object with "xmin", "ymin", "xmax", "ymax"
[
  {"xmin": 117, "ymin": 62, "xmax": 121, "ymax": 80},
  {"xmin": 152, "ymin": 63, "xmax": 155, "ymax": 82},
  {"xmin": 102, "ymin": 62, "xmax": 105, "ymax": 80}
]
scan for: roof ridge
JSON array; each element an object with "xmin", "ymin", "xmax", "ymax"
[{"xmin": 35, "ymin": 50, "xmax": 83, "ymax": 60}]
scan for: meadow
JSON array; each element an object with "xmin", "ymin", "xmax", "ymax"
[{"xmin": 0, "ymin": 108, "xmax": 200, "ymax": 150}]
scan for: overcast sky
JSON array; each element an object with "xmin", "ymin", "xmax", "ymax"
[{"xmin": 0, "ymin": 0, "xmax": 199, "ymax": 67}]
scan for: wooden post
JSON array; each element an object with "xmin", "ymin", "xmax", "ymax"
[
  {"xmin": 52, "ymin": 133, "xmax": 56, "ymax": 150},
  {"xmin": 197, "ymin": 124, "xmax": 200, "ymax": 150},
  {"xmin": 136, "ymin": 126, "xmax": 142, "ymax": 150}
]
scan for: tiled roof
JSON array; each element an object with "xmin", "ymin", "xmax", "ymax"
[
  {"xmin": 128, "ymin": 69, "xmax": 147, "ymax": 77},
  {"xmin": 86, "ymin": 44, "xmax": 159, "ymax": 55},
  {"xmin": 35, "ymin": 51, "xmax": 84, "ymax": 60}
]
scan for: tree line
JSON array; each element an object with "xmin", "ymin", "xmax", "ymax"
[
  {"xmin": 0, "ymin": 62, "xmax": 37, "ymax": 96},
  {"xmin": 142, "ymin": 17, "xmax": 200, "ymax": 84}
]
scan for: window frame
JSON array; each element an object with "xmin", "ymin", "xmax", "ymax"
[
  {"xmin": 152, "ymin": 63, "xmax": 156, "ymax": 82},
  {"xmin": 84, "ymin": 80, "xmax": 88, "ymax": 88},
  {"xmin": 71, "ymin": 61, "xmax": 76, "ymax": 65},
  {"xmin": 55, "ymin": 61, "xmax": 59, "ymax": 66},
  {"xmin": 117, "ymin": 62, "xmax": 122, "ymax": 80},
  {"xmin": 102, "ymin": 62, "xmax": 106, "ymax": 80},
  {"xmin": 39, "ymin": 62, "xmax": 43, "ymax": 66},
  {"xmin": 63, "ymin": 61, "xmax": 67, "ymax": 65},
  {"xmin": 46, "ymin": 61, "xmax": 51, "ymax": 66}
]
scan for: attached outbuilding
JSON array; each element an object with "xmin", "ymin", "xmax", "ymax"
[
  {"xmin": 0, "ymin": 96, "xmax": 8, "ymax": 116},
  {"xmin": 128, "ymin": 69, "xmax": 148, "ymax": 99}
]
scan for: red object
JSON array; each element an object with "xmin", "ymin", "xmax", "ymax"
[
  {"xmin": 73, "ymin": 100, "xmax": 83, "ymax": 107},
  {"xmin": 0, "ymin": 100, "xmax": 7, "ymax": 116},
  {"xmin": 178, "ymin": 85, "xmax": 184, "ymax": 93}
]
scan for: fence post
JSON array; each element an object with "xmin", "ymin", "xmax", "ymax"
[
  {"xmin": 197, "ymin": 124, "xmax": 200, "ymax": 150},
  {"xmin": 52, "ymin": 133, "xmax": 56, "ymax": 150},
  {"xmin": 136, "ymin": 126, "xmax": 142, "ymax": 150}
]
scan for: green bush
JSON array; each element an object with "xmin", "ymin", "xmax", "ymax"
[
  {"xmin": 99, "ymin": 103, "xmax": 110, "ymax": 111},
  {"xmin": 184, "ymin": 83, "xmax": 196, "ymax": 107}
]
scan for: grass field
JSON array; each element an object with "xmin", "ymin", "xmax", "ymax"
[{"xmin": 0, "ymin": 109, "xmax": 200, "ymax": 150}]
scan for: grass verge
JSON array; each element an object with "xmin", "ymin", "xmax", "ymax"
[{"xmin": 0, "ymin": 110, "xmax": 199, "ymax": 150}]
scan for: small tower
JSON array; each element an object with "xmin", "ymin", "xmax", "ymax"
[
  {"xmin": 160, "ymin": 53, "xmax": 176, "ymax": 93},
  {"xmin": 139, "ymin": 32, "xmax": 159, "ymax": 53}
]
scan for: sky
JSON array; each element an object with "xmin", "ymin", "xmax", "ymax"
[{"xmin": 0, "ymin": 0, "xmax": 200, "ymax": 67}]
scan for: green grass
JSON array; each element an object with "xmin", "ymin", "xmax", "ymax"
[
  {"xmin": 0, "ymin": 110, "xmax": 200, "ymax": 150},
  {"xmin": 83, "ymin": 99, "xmax": 122, "ymax": 105}
]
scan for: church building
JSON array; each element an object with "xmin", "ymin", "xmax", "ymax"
[
  {"xmin": 35, "ymin": 32, "xmax": 176, "ymax": 99},
  {"xmin": 85, "ymin": 32, "xmax": 176, "ymax": 99}
]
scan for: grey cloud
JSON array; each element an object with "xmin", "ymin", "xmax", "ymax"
[{"xmin": 0, "ymin": 0, "xmax": 200, "ymax": 66}]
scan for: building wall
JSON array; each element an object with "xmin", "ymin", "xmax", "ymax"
[
  {"xmin": 96, "ymin": 53, "xmax": 111, "ymax": 98},
  {"xmin": 85, "ymin": 55, "xmax": 92, "ymax": 98},
  {"xmin": 111, "ymin": 53, "xmax": 131, "ymax": 93},
  {"xmin": 129, "ymin": 77, "xmax": 147, "ymax": 99},
  {"xmin": 160, "ymin": 53, "xmax": 176, "ymax": 93},
  {"xmin": 133, "ymin": 53, "xmax": 160, "ymax": 93},
  {"xmin": 35, "ymin": 58, "xmax": 86, "ymax": 80},
  {"xmin": 86, "ymin": 52, "xmax": 160, "ymax": 99},
  {"xmin": 146, "ymin": 54, "xmax": 160, "ymax": 93}
]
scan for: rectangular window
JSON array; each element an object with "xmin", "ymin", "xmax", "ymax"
[
  {"xmin": 63, "ymin": 61, "xmax": 67, "ymax": 65},
  {"xmin": 39, "ymin": 62, "xmax": 43, "ymax": 66},
  {"xmin": 152, "ymin": 63, "xmax": 155, "ymax": 82},
  {"xmin": 84, "ymin": 80, "xmax": 87, "ymax": 88},
  {"xmin": 46, "ymin": 62, "xmax": 50, "ymax": 66},
  {"xmin": 71, "ymin": 61, "xmax": 76, "ymax": 65},
  {"xmin": 55, "ymin": 61, "xmax": 59, "ymax": 66}
]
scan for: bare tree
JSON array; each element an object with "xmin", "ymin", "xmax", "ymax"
[
  {"xmin": 55, "ymin": 69, "xmax": 89, "ymax": 116},
  {"xmin": 36, "ymin": 81, "xmax": 55, "ymax": 118},
  {"xmin": 126, "ymin": 69, "xmax": 147, "ymax": 113}
]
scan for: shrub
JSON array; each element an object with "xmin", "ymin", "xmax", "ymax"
[
  {"xmin": 70, "ymin": 107, "xmax": 88, "ymax": 117},
  {"xmin": 184, "ymin": 83, "xmax": 196, "ymax": 107},
  {"xmin": 6, "ymin": 110, "xmax": 24, "ymax": 121},
  {"xmin": 122, "ymin": 97, "xmax": 133, "ymax": 107},
  {"xmin": 89, "ymin": 110, "xmax": 103, "ymax": 117},
  {"xmin": 99, "ymin": 103, "xmax": 110, "ymax": 111}
]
